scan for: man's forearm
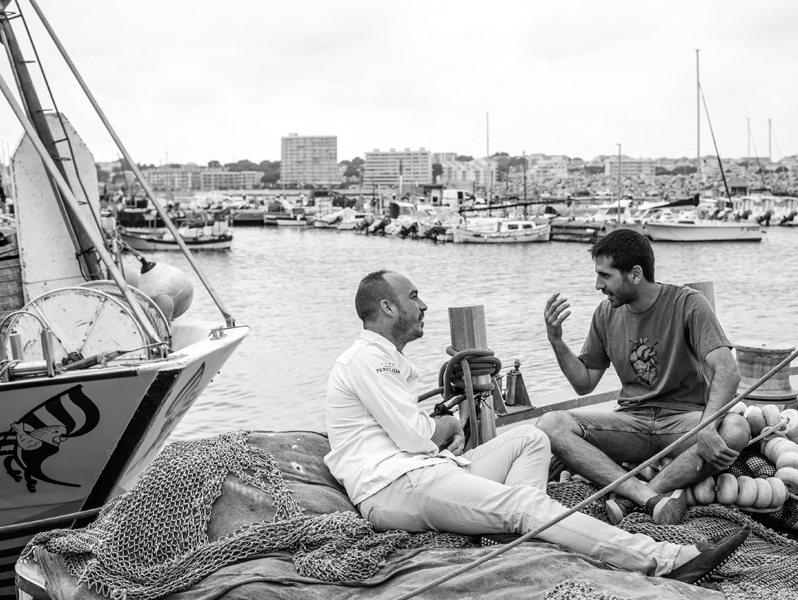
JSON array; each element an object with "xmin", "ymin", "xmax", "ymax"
[
  {"xmin": 550, "ymin": 338, "xmax": 594, "ymax": 395},
  {"xmin": 701, "ymin": 362, "xmax": 742, "ymax": 427}
]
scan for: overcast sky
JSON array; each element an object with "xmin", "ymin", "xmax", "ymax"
[{"xmin": 1, "ymin": 0, "xmax": 796, "ymax": 166}]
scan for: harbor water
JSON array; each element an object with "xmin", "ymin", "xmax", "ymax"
[{"xmin": 151, "ymin": 225, "xmax": 798, "ymax": 442}]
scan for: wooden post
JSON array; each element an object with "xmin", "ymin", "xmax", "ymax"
[
  {"xmin": 448, "ymin": 305, "xmax": 496, "ymax": 443},
  {"xmin": 684, "ymin": 281, "xmax": 715, "ymax": 313}
]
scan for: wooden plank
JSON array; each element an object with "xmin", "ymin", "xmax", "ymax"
[{"xmin": 449, "ymin": 305, "xmax": 497, "ymax": 442}]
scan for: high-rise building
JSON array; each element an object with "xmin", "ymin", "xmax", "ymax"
[
  {"xmin": 200, "ymin": 170, "xmax": 262, "ymax": 190},
  {"xmin": 604, "ymin": 157, "xmax": 655, "ymax": 178},
  {"xmin": 363, "ymin": 148, "xmax": 432, "ymax": 188},
  {"xmin": 143, "ymin": 164, "xmax": 203, "ymax": 191},
  {"xmin": 281, "ymin": 134, "xmax": 339, "ymax": 186}
]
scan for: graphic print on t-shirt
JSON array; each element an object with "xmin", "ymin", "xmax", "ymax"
[{"xmin": 629, "ymin": 338, "xmax": 659, "ymax": 386}]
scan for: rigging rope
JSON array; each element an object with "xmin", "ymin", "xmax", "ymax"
[{"xmin": 700, "ymin": 85, "xmax": 732, "ymax": 202}]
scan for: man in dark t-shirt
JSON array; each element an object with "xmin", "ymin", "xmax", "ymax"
[{"xmin": 538, "ymin": 229, "xmax": 750, "ymax": 526}]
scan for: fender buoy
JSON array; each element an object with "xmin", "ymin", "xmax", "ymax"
[
  {"xmin": 781, "ymin": 408, "xmax": 798, "ymax": 441},
  {"xmin": 768, "ymin": 476, "xmax": 788, "ymax": 508},
  {"xmin": 776, "ymin": 466, "xmax": 798, "ymax": 495},
  {"xmin": 693, "ymin": 476, "xmax": 716, "ymax": 505},
  {"xmin": 763, "ymin": 404, "xmax": 782, "ymax": 429},
  {"xmin": 753, "ymin": 478, "xmax": 773, "ymax": 509},
  {"xmin": 729, "ymin": 401, "xmax": 747, "ymax": 415},
  {"xmin": 735, "ymin": 476, "xmax": 758, "ymax": 507},
  {"xmin": 716, "ymin": 473, "xmax": 738, "ymax": 505},
  {"xmin": 744, "ymin": 405, "xmax": 766, "ymax": 437},
  {"xmin": 684, "ymin": 485, "xmax": 697, "ymax": 507},
  {"xmin": 137, "ymin": 258, "xmax": 194, "ymax": 319},
  {"xmin": 776, "ymin": 452, "xmax": 798, "ymax": 472}
]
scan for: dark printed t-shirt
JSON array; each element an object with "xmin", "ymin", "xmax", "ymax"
[{"xmin": 578, "ymin": 283, "xmax": 732, "ymax": 410}]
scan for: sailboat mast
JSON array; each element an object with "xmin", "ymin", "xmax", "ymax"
[
  {"xmin": 746, "ymin": 118, "xmax": 750, "ymax": 195},
  {"xmin": 696, "ymin": 49, "xmax": 701, "ymax": 189},
  {"xmin": 486, "ymin": 111, "xmax": 491, "ymax": 208}
]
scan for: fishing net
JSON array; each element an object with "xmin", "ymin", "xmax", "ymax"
[
  {"xmin": 545, "ymin": 580, "xmax": 630, "ymax": 600},
  {"xmin": 547, "ymin": 476, "xmax": 798, "ymax": 600},
  {"xmin": 20, "ymin": 430, "xmax": 798, "ymax": 600},
  {"xmin": 20, "ymin": 430, "xmax": 472, "ymax": 600}
]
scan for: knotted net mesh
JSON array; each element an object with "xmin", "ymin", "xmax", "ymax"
[
  {"xmin": 547, "ymin": 477, "xmax": 798, "ymax": 600},
  {"xmin": 21, "ymin": 430, "xmax": 472, "ymax": 600}
]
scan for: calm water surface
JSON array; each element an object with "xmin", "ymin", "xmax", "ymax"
[{"xmin": 153, "ymin": 226, "xmax": 798, "ymax": 442}]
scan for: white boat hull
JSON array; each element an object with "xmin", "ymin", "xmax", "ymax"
[
  {"xmin": 452, "ymin": 223, "xmax": 551, "ymax": 244},
  {"xmin": 0, "ymin": 324, "xmax": 248, "ymax": 596},
  {"xmin": 645, "ymin": 222, "xmax": 763, "ymax": 242},
  {"xmin": 120, "ymin": 228, "xmax": 233, "ymax": 251}
]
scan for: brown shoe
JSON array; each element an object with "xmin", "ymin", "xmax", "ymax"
[{"xmin": 665, "ymin": 524, "xmax": 751, "ymax": 584}]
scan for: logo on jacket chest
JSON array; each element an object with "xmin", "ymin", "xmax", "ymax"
[{"xmin": 375, "ymin": 362, "xmax": 400, "ymax": 374}]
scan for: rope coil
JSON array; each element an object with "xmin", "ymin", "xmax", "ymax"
[{"xmin": 418, "ymin": 347, "xmax": 502, "ymax": 450}]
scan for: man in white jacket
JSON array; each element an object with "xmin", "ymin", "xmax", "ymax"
[{"xmin": 324, "ymin": 269, "xmax": 749, "ymax": 584}]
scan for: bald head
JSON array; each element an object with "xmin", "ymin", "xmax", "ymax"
[{"xmin": 355, "ymin": 270, "xmax": 398, "ymax": 324}]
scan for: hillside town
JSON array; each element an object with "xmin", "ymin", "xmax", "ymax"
[{"xmin": 84, "ymin": 133, "xmax": 798, "ymax": 204}]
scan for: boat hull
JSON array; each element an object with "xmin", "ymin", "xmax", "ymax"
[
  {"xmin": 231, "ymin": 210, "xmax": 265, "ymax": 226},
  {"xmin": 549, "ymin": 219, "xmax": 603, "ymax": 243},
  {"xmin": 452, "ymin": 224, "xmax": 551, "ymax": 244},
  {"xmin": 120, "ymin": 229, "xmax": 233, "ymax": 251},
  {"xmin": 645, "ymin": 222, "xmax": 763, "ymax": 242},
  {"xmin": 0, "ymin": 324, "xmax": 248, "ymax": 597}
]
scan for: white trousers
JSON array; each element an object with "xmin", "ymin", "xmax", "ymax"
[{"xmin": 358, "ymin": 425, "xmax": 680, "ymax": 576}]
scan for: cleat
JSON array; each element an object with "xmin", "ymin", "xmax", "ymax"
[{"xmin": 665, "ymin": 523, "xmax": 751, "ymax": 584}]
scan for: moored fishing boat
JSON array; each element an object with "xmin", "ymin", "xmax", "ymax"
[
  {"xmin": 645, "ymin": 218, "xmax": 763, "ymax": 242},
  {"xmin": 0, "ymin": 3, "xmax": 247, "ymax": 597},
  {"xmin": 118, "ymin": 220, "xmax": 233, "ymax": 251},
  {"xmin": 452, "ymin": 218, "xmax": 551, "ymax": 244}
]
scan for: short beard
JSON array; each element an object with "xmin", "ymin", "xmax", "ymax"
[{"xmin": 392, "ymin": 307, "xmax": 421, "ymax": 345}]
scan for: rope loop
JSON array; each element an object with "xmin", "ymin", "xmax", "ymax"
[
  {"xmin": 417, "ymin": 347, "xmax": 502, "ymax": 451},
  {"xmin": 438, "ymin": 347, "xmax": 502, "ymax": 401}
]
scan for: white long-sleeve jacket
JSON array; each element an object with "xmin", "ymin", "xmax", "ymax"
[{"xmin": 325, "ymin": 330, "xmax": 465, "ymax": 505}]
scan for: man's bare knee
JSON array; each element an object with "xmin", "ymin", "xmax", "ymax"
[
  {"xmin": 537, "ymin": 411, "xmax": 582, "ymax": 438},
  {"xmin": 719, "ymin": 413, "xmax": 751, "ymax": 451}
]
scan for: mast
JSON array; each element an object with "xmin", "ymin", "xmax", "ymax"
[
  {"xmin": 486, "ymin": 112, "xmax": 491, "ymax": 211},
  {"xmin": 616, "ymin": 143, "xmax": 622, "ymax": 220},
  {"xmin": 769, "ymin": 118, "xmax": 772, "ymax": 162},
  {"xmin": 0, "ymin": 6, "xmax": 102, "ymax": 279},
  {"xmin": 746, "ymin": 118, "xmax": 750, "ymax": 195},
  {"xmin": 522, "ymin": 150, "xmax": 527, "ymax": 203},
  {"xmin": 696, "ymin": 49, "xmax": 701, "ymax": 191}
]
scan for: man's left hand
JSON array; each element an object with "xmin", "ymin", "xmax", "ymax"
[
  {"xmin": 444, "ymin": 431, "xmax": 465, "ymax": 456},
  {"xmin": 696, "ymin": 427, "xmax": 739, "ymax": 471}
]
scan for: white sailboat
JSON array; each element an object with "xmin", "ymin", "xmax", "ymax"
[{"xmin": 647, "ymin": 51, "xmax": 762, "ymax": 243}]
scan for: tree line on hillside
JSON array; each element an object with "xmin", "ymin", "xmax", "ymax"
[
  {"xmin": 96, "ymin": 153, "xmax": 556, "ymax": 188},
  {"xmin": 100, "ymin": 153, "xmax": 784, "ymax": 189}
]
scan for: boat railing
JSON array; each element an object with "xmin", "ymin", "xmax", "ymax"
[{"xmin": 496, "ymin": 363, "xmax": 798, "ymax": 429}]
